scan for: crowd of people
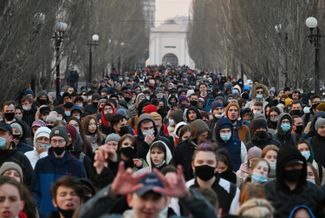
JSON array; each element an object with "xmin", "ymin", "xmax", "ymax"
[{"xmin": 0, "ymin": 65, "xmax": 325, "ymax": 218}]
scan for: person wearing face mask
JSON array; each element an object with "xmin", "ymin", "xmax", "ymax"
[
  {"xmin": 186, "ymin": 144, "xmax": 240, "ymax": 216},
  {"xmin": 31, "ymin": 126, "xmax": 87, "ymax": 218},
  {"xmin": 173, "ymin": 119, "xmax": 211, "ymax": 181},
  {"xmin": 0, "ymin": 122, "xmax": 33, "ymax": 187},
  {"xmin": 21, "ymin": 95, "xmax": 37, "ymax": 127},
  {"xmin": 70, "ymin": 105, "xmax": 83, "ymax": 121},
  {"xmin": 291, "ymin": 115, "xmax": 306, "ymax": 141},
  {"xmin": 25, "ymin": 126, "xmax": 51, "ymax": 169},
  {"xmin": 267, "ymin": 106, "xmax": 281, "ymax": 131},
  {"xmin": 36, "ymin": 90, "xmax": 50, "ymax": 106},
  {"xmin": 214, "ymin": 117, "xmax": 247, "ymax": 171},
  {"xmin": 2, "ymin": 101, "xmax": 32, "ymax": 141},
  {"xmin": 262, "ymin": 145, "xmax": 279, "ymax": 180},
  {"xmin": 244, "ymin": 83, "xmax": 269, "ymax": 110},
  {"xmin": 50, "ymin": 176, "xmax": 84, "ymax": 218},
  {"xmin": 246, "ymin": 117, "xmax": 280, "ymax": 150},
  {"xmin": 274, "ymin": 113, "xmax": 296, "ymax": 149},
  {"xmin": 134, "ymin": 114, "xmax": 173, "ymax": 160},
  {"xmin": 10, "ymin": 122, "xmax": 33, "ymax": 153},
  {"xmin": 248, "ymin": 158, "xmax": 270, "ymax": 184},
  {"xmin": 265, "ymin": 147, "xmax": 323, "ymax": 218},
  {"xmin": 209, "ymin": 101, "xmax": 224, "ymax": 131}
]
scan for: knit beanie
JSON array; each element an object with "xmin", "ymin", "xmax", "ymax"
[
  {"xmin": 105, "ymin": 133, "xmax": 121, "ymax": 144},
  {"xmin": 247, "ymin": 146, "xmax": 262, "ymax": 160},
  {"xmin": 50, "ymin": 126, "xmax": 69, "ymax": 143},
  {"xmin": 190, "ymin": 119, "xmax": 210, "ymax": 135},
  {"xmin": 315, "ymin": 117, "xmax": 325, "ymax": 130},
  {"xmin": 0, "ymin": 162, "xmax": 23, "ymax": 181},
  {"xmin": 211, "ymin": 101, "xmax": 224, "ymax": 111},
  {"xmin": 34, "ymin": 126, "xmax": 51, "ymax": 145},
  {"xmin": 143, "ymin": 104, "xmax": 158, "ymax": 113},
  {"xmin": 32, "ymin": 120, "xmax": 46, "ymax": 128},
  {"xmin": 252, "ymin": 118, "xmax": 268, "ymax": 131}
]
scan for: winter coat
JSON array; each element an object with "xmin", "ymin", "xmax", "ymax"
[
  {"xmin": 264, "ymin": 147, "xmax": 323, "ymax": 218},
  {"xmin": 135, "ymin": 114, "xmax": 174, "ymax": 160},
  {"xmin": 214, "ymin": 118, "xmax": 247, "ymax": 171},
  {"xmin": 186, "ymin": 177, "xmax": 240, "ymax": 216},
  {"xmin": 22, "ymin": 103, "xmax": 37, "ymax": 127},
  {"xmin": 246, "ymin": 131, "xmax": 280, "ymax": 150},
  {"xmin": 0, "ymin": 148, "xmax": 33, "ymax": 187},
  {"xmin": 274, "ymin": 113, "xmax": 296, "ymax": 149},
  {"xmin": 31, "ymin": 150, "xmax": 87, "ymax": 218}
]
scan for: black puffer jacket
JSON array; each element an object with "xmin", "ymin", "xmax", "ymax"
[
  {"xmin": 246, "ymin": 131, "xmax": 280, "ymax": 150},
  {"xmin": 265, "ymin": 147, "xmax": 323, "ymax": 218}
]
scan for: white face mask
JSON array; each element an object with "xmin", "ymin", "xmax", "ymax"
[
  {"xmin": 168, "ymin": 119, "xmax": 175, "ymax": 126},
  {"xmin": 214, "ymin": 113, "xmax": 223, "ymax": 118},
  {"xmin": 307, "ymin": 178, "xmax": 316, "ymax": 184},
  {"xmin": 143, "ymin": 128, "xmax": 154, "ymax": 136},
  {"xmin": 22, "ymin": 104, "xmax": 31, "ymax": 111}
]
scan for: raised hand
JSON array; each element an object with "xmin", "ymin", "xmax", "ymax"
[
  {"xmin": 93, "ymin": 146, "xmax": 117, "ymax": 174},
  {"xmin": 144, "ymin": 134, "xmax": 155, "ymax": 145},
  {"xmin": 111, "ymin": 162, "xmax": 148, "ymax": 195},
  {"xmin": 153, "ymin": 165, "xmax": 187, "ymax": 198}
]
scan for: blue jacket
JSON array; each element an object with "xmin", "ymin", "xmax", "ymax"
[
  {"xmin": 215, "ymin": 117, "xmax": 242, "ymax": 171},
  {"xmin": 31, "ymin": 150, "xmax": 87, "ymax": 218}
]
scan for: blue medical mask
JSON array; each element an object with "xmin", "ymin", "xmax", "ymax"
[
  {"xmin": 65, "ymin": 111, "xmax": 71, "ymax": 117},
  {"xmin": 301, "ymin": 151, "xmax": 311, "ymax": 160},
  {"xmin": 220, "ymin": 132, "xmax": 231, "ymax": 142},
  {"xmin": 251, "ymin": 173, "xmax": 268, "ymax": 184},
  {"xmin": 281, "ymin": 123, "xmax": 291, "ymax": 132},
  {"xmin": 0, "ymin": 137, "xmax": 6, "ymax": 149}
]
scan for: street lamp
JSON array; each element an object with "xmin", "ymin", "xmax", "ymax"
[
  {"xmin": 306, "ymin": 16, "xmax": 321, "ymax": 95},
  {"xmin": 275, "ymin": 23, "xmax": 289, "ymax": 87},
  {"xmin": 88, "ymin": 34, "xmax": 99, "ymax": 85},
  {"xmin": 53, "ymin": 21, "xmax": 67, "ymax": 98}
]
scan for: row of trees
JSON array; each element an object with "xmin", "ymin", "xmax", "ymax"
[
  {"xmin": 0, "ymin": 0, "xmax": 148, "ymax": 102},
  {"xmin": 188, "ymin": 0, "xmax": 325, "ymax": 90}
]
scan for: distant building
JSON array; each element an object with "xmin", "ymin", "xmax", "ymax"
[
  {"xmin": 147, "ymin": 19, "xmax": 195, "ymax": 68},
  {"xmin": 143, "ymin": 0, "xmax": 155, "ymax": 29}
]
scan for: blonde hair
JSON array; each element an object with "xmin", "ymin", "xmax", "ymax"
[{"xmin": 238, "ymin": 198, "xmax": 274, "ymax": 218}]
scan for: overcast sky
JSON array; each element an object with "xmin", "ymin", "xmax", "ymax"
[{"xmin": 155, "ymin": 0, "xmax": 192, "ymax": 25}]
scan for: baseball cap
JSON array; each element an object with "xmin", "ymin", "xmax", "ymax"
[{"xmin": 135, "ymin": 173, "xmax": 164, "ymax": 197}]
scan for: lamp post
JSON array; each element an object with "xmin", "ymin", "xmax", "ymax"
[
  {"xmin": 275, "ymin": 24, "xmax": 289, "ymax": 87},
  {"xmin": 53, "ymin": 21, "xmax": 67, "ymax": 98},
  {"xmin": 88, "ymin": 34, "xmax": 99, "ymax": 85},
  {"xmin": 306, "ymin": 17, "xmax": 321, "ymax": 95}
]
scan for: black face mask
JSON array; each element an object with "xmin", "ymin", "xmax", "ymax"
[
  {"xmin": 119, "ymin": 126, "xmax": 131, "ymax": 135},
  {"xmin": 52, "ymin": 147, "xmax": 66, "ymax": 156},
  {"xmin": 38, "ymin": 99, "xmax": 48, "ymax": 105},
  {"xmin": 295, "ymin": 125, "xmax": 304, "ymax": 135},
  {"xmin": 284, "ymin": 169, "xmax": 303, "ymax": 183},
  {"xmin": 190, "ymin": 101, "xmax": 198, "ymax": 107},
  {"xmin": 47, "ymin": 125, "xmax": 54, "ymax": 130},
  {"xmin": 4, "ymin": 112, "xmax": 15, "ymax": 121},
  {"xmin": 255, "ymin": 130, "xmax": 268, "ymax": 139},
  {"xmin": 120, "ymin": 147, "xmax": 135, "ymax": 159},
  {"xmin": 57, "ymin": 207, "xmax": 75, "ymax": 218},
  {"xmin": 291, "ymin": 110, "xmax": 302, "ymax": 116},
  {"xmin": 195, "ymin": 165, "xmax": 215, "ymax": 181}
]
